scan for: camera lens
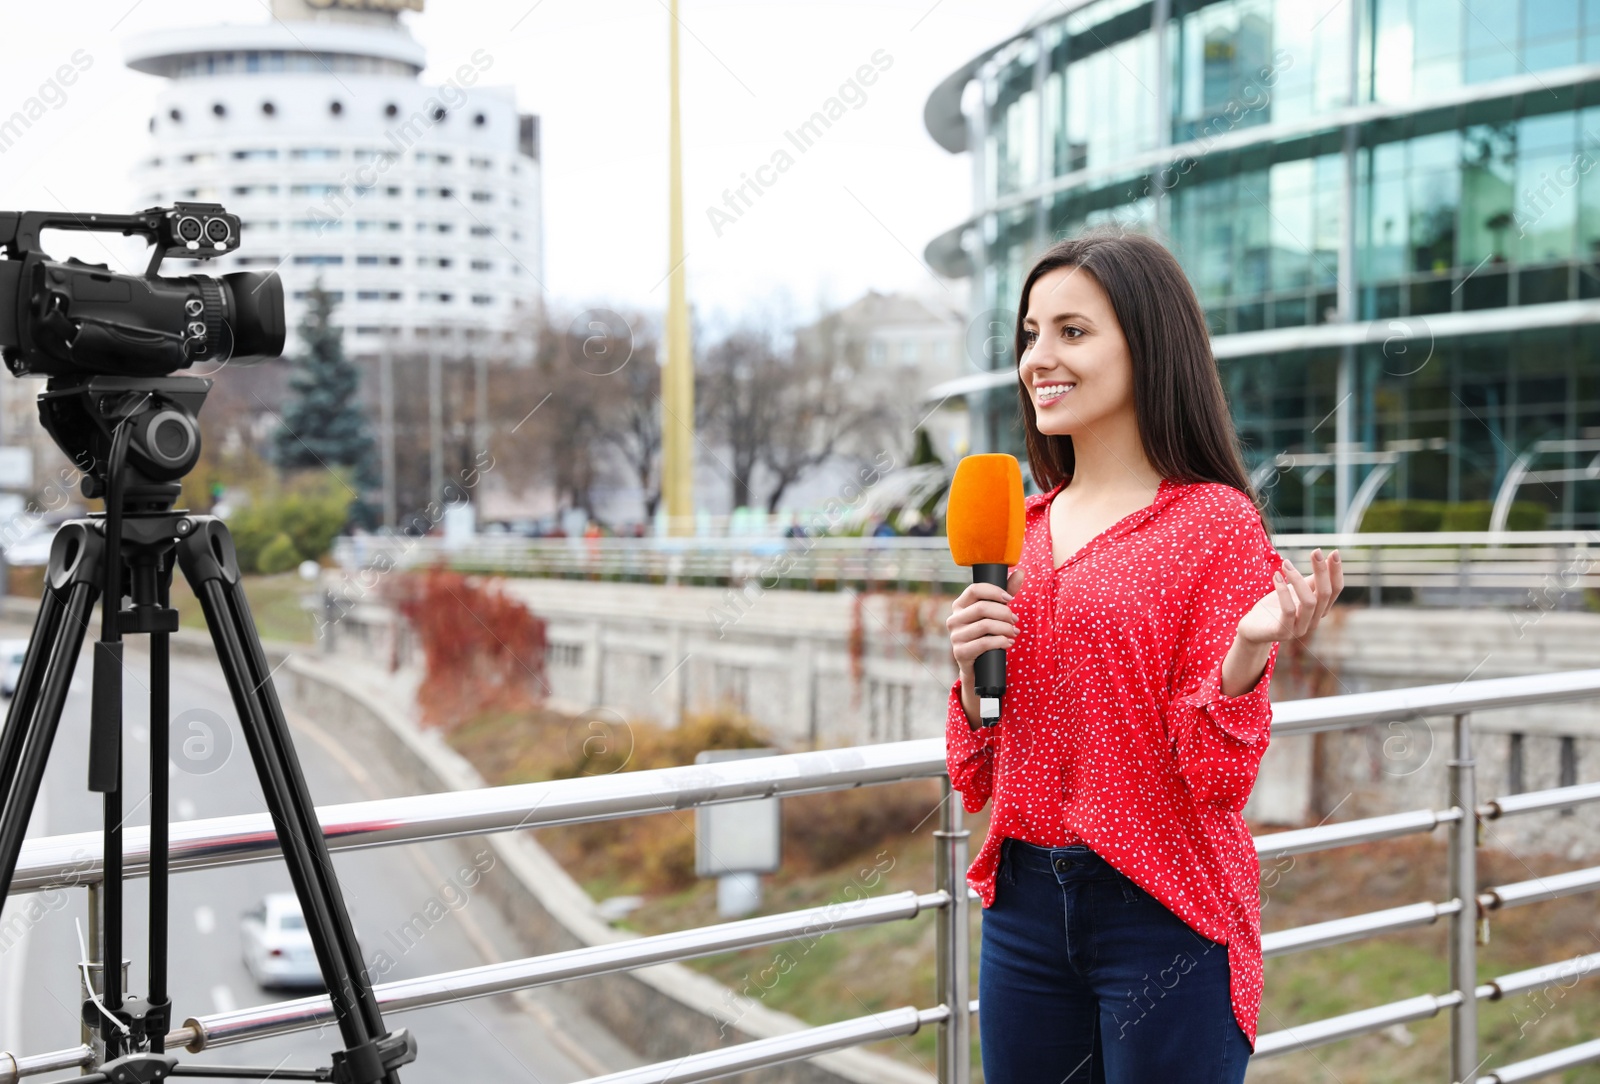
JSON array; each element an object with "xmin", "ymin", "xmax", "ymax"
[
  {"xmin": 219, "ymin": 271, "xmax": 286, "ymax": 361},
  {"xmin": 204, "ymin": 218, "xmax": 231, "ymax": 244},
  {"xmin": 176, "ymin": 216, "xmax": 203, "ymax": 243}
]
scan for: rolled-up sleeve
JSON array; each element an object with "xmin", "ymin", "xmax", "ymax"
[
  {"xmin": 945, "ymin": 678, "xmax": 1000, "ymax": 813},
  {"xmin": 1166, "ymin": 505, "xmax": 1283, "ymax": 812}
]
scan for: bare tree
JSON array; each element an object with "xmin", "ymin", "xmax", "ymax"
[
  {"xmin": 760, "ymin": 325, "xmax": 883, "ymax": 512},
  {"xmin": 593, "ymin": 315, "xmax": 663, "ymax": 519},
  {"xmin": 699, "ymin": 321, "xmax": 882, "ymax": 513},
  {"xmin": 699, "ymin": 327, "xmax": 787, "ymax": 510}
]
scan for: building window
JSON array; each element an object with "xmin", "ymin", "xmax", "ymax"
[
  {"xmin": 356, "ymin": 290, "xmax": 402, "ymax": 301},
  {"xmin": 234, "ymin": 256, "xmax": 281, "ymax": 267},
  {"xmin": 292, "ymin": 290, "xmax": 344, "ymax": 301},
  {"xmin": 472, "ymin": 294, "xmax": 493, "ymax": 305},
  {"xmin": 231, "ymin": 185, "xmax": 280, "ymax": 197},
  {"xmin": 470, "ymin": 225, "xmax": 492, "ymax": 237},
  {"xmin": 357, "ymin": 255, "xmax": 403, "ymax": 266},
  {"xmin": 292, "ymin": 255, "xmax": 344, "ymax": 266},
  {"xmin": 470, "ymin": 191, "xmax": 492, "ymax": 203},
  {"xmin": 231, "ymin": 149, "xmax": 279, "ymax": 161},
  {"xmin": 290, "ymin": 148, "xmax": 340, "ymax": 160},
  {"xmin": 291, "ymin": 184, "xmax": 341, "ymax": 197},
  {"xmin": 471, "ymin": 259, "xmax": 492, "ymax": 271},
  {"xmin": 470, "ymin": 156, "xmax": 492, "ymax": 169}
]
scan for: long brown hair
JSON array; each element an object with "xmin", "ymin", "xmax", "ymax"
[{"xmin": 1014, "ymin": 228, "xmax": 1270, "ymax": 530}]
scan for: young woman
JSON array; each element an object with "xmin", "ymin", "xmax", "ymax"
[{"xmin": 944, "ymin": 230, "xmax": 1344, "ymax": 1083}]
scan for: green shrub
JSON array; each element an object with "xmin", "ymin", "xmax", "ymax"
[
  {"xmin": 224, "ymin": 472, "xmax": 354, "ymax": 573},
  {"xmin": 1360, "ymin": 500, "xmax": 1444, "ymax": 532},
  {"xmin": 256, "ymin": 533, "xmax": 301, "ymax": 574},
  {"xmin": 1504, "ymin": 500, "xmax": 1549, "ymax": 530},
  {"xmin": 1361, "ymin": 498, "xmax": 1549, "ymax": 532},
  {"xmin": 1440, "ymin": 500, "xmax": 1492, "ymax": 531}
]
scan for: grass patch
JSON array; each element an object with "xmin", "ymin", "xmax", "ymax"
[{"xmin": 170, "ymin": 572, "xmax": 320, "ymax": 644}]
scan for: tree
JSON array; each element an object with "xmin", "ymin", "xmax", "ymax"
[
  {"xmin": 700, "ymin": 322, "xmax": 885, "ymax": 513},
  {"xmin": 760, "ymin": 331, "xmax": 884, "ymax": 512},
  {"xmin": 273, "ymin": 281, "xmax": 379, "ymax": 523},
  {"xmin": 595, "ymin": 318, "xmax": 663, "ymax": 519},
  {"xmin": 699, "ymin": 327, "xmax": 785, "ymax": 510}
]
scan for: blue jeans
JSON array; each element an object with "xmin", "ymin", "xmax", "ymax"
[{"xmin": 978, "ymin": 838, "xmax": 1251, "ymax": 1084}]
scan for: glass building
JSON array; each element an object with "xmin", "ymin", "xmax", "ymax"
[{"xmin": 923, "ymin": 0, "xmax": 1600, "ymax": 531}]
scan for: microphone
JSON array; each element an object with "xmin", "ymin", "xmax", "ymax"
[{"xmin": 947, "ymin": 454, "xmax": 1025, "ymax": 726}]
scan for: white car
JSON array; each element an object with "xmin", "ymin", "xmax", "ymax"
[
  {"xmin": 241, "ymin": 893, "xmax": 323, "ymax": 990},
  {"xmin": 0, "ymin": 640, "xmax": 27, "ymax": 699}
]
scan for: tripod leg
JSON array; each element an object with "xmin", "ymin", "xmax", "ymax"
[
  {"xmin": 0, "ymin": 523, "xmax": 103, "ymax": 900},
  {"xmin": 0, "ymin": 568, "xmax": 66, "ymax": 804},
  {"xmin": 148, "ymin": 558, "xmax": 172, "ymax": 1051},
  {"xmin": 178, "ymin": 519, "xmax": 406, "ymax": 1083}
]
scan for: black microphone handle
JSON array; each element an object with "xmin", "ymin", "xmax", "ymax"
[{"xmin": 971, "ymin": 562, "xmax": 1008, "ymax": 726}]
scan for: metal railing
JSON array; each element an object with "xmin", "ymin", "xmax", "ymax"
[
  {"xmin": 332, "ymin": 531, "xmax": 1600, "ymax": 605},
  {"xmin": 5, "ymin": 671, "xmax": 1600, "ymax": 1083}
]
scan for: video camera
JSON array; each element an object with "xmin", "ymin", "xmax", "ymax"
[
  {"xmin": 0, "ymin": 202, "xmax": 284, "ymax": 377},
  {"xmin": 0, "ymin": 203, "xmax": 286, "ymax": 502}
]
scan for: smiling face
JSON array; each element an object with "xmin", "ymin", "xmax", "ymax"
[{"xmin": 1019, "ymin": 264, "xmax": 1136, "ymax": 438}]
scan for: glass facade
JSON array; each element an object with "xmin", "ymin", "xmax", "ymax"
[{"xmin": 928, "ymin": 0, "xmax": 1600, "ymax": 530}]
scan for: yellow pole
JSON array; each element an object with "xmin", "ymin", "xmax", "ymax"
[{"xmin": 663, "ymin": 0, "xmax": 695, "ymax": 536}]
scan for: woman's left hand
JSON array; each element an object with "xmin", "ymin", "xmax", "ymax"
[{"xmin": 1236, "ymin": 548, "xmax": 1345, "ymax": 646}]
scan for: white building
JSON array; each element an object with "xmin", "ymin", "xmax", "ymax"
[{"xmin": 122, "ymin": 0, "xmax": 543, "ymax": 365}]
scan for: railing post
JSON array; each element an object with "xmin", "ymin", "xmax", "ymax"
[
  {"xmin": 1448, "ymin": 711, "xmax": 1477, "ymax": 1083},
  {"xmin": 934, "ymin": 777, "xmax": 971, "ymax": 1084},
  {"xmin": 83, "ymin": 881, "xmax": 103, "ymax": 1063}
]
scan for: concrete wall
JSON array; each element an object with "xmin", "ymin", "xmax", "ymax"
[{"xmin": 332, "ymin": 579, "xmax": 1600, "ymax": 844}]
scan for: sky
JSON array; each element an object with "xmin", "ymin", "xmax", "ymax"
[{"xmin": 0, "ymin": 0, "xmax": 1045, "ymax": 326}]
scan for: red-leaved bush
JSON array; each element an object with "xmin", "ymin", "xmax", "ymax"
[{"xmin": 393, "ymin": 568, "xmax": 548, "ymax": 728}]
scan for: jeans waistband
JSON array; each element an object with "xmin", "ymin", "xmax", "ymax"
[{"xmin": 1001, "ymin": 837, "xmax": 1121, "ymax": 881}]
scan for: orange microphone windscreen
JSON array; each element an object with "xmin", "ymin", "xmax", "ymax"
[{"xmin": 947, "ymin": 454, "xmax": 1025, "ymax": 567}]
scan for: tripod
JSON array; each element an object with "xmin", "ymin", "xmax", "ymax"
[{"xmin": 0, "ymin": 376, "xmax": 415, "ymax": 1082}]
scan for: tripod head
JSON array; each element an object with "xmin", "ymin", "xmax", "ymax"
[{"xmin": 38, "ymin": 375, "xmax": 210, "ymax": 515}]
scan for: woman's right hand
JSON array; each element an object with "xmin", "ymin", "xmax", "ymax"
[{"xmin": 947, "ymin": 567, "xmax": 1027, "ymax": 723}]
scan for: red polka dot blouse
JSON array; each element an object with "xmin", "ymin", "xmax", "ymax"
[{"xmin": 945, "ymin": 475, "xmax": 1284, "ymax": 1048}]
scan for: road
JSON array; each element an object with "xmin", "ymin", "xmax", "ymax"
[{"xmin": 0, "ymin": 631, "xmax": 629, "ymax": 1082}]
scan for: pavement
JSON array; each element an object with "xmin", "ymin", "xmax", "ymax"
[{"xmin": 0, "ymin": 621, "xmax": 637, "ymax": 1082}]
